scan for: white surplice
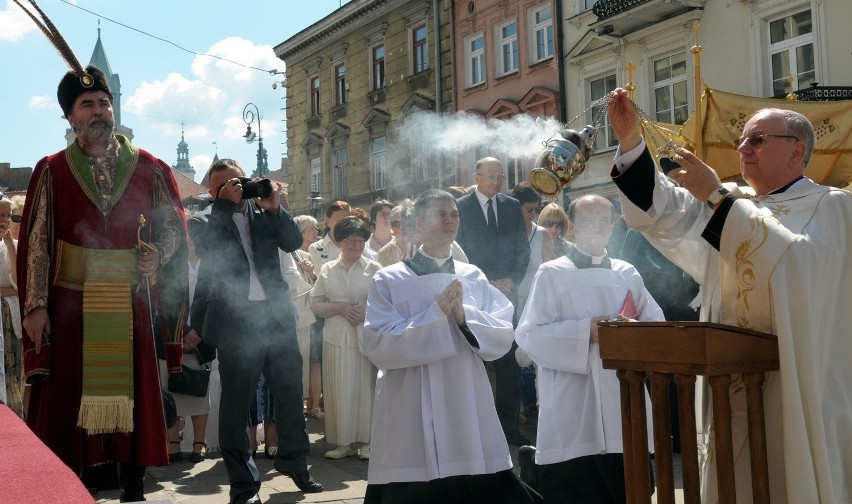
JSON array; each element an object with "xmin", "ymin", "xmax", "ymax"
[
  {"xmin": 362, "ymin": 261, "xmax": 515, "ymax": 485},
  {"xmin": 516, "ymin": 256, "xmax": 664, "ymax": 465},
  {"xmin": 617, "ymin": 153, "xmax": 852, "ymax": 503}
]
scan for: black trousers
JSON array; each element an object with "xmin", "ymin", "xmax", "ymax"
[
  {"xmin": 491, "ymin": 290, "xmax": 522, "ymax": 442},
  {"xmin": 492, "ymin": 343, "xmax": 522, "ymax": 439},
  {"xmin": 538, "ymin": 453, "xmax": 654, "ymax": 504},
  {"xmin": 364, "ymin": 469, "xmax": 544, "ymax": 504},
  {"xmin": 216, "ymin": 301, "xmax": 309, "ymax": 502}
]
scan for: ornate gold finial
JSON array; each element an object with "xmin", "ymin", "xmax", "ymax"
[
  {"xmin": 690, "ymin": 21, "xmax": 702, "ymax": 56},
  {"xmin": 785, "ymin": 74, "xmax": 798, "ymax": 101},
  {"xmin": 137, "ymin": 214, "xmax": 156, "ymax": 254},
  {"xmin": 625, "ymin": 61, "xmax": 636, "ymax": 99}
]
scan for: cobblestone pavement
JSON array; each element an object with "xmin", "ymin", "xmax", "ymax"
[
  {"xmin": 93, "ymin": 407, "xmax": 684, "ymax": 504},
  {"xmin": 93, "ymin": 411, "xmax": 538, "ymax": 504}
]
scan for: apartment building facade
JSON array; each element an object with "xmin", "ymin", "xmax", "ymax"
[
  {"xmin": 275, "ymin": 0, "xmax": 454, "ymax": 215},
  {"xmin": 452, "ymin": 0, "xmax": 562, "ymax": 189}
]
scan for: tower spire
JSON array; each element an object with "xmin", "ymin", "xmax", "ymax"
[{"xmin": 173, "ymin": 122, "xmax": 195, "ymax": 177}]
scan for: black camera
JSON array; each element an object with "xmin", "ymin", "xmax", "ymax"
[
  {"xmin": 214, "ymin": 177, "xmax": 273, "ymax": 200},
  {"xmin": 238, "ymin": 177, "xmax": 272, "ymax": 199}
]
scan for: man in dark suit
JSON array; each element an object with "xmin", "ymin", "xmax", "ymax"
[
  {"xmin": 456, "ymin": 157, "xmax": 531, "ymax": 446},
  {"xmin": 189, "ymin": 159, "xmax": 323, "ymax": 504}
]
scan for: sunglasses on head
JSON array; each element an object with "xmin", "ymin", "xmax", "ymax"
[
  {"xmin": 733, "ymin": 131, "xmax": 799, "ymax": 149},
  {"xmin": 543, "ymin": 220, "xmax": 564, "ymax": 229}
]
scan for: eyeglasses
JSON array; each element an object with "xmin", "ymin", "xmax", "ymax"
[
  {"xmin": 733, "ymin": 131, "xmax": 800, "ymax": 149},
  {"xmin": 11, "ymin": 215, "xmax": 22, "ymax": 223},
  {"xmin": 342, "ymin": 236, "xmax": 366, "ymax": 245},
  {"xmin": 475, "ymin": 172, "xmax": 505, "ymax": 182},
  {"xmin": 390, "ymin": 220, "xmax": 401, "ymax": 228},
  {"xmin": 542, "ymin": 220, "xmax": 564, "ymax": 229}
]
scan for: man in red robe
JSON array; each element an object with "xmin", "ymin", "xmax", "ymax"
[{"xmin": 17, "ymin": 65, "xmax": 188, "ymax": 502}]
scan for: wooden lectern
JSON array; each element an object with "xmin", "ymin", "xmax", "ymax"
[{"xmin": 598, "ymin": 322, "xmax": 779, "ymax": 504}]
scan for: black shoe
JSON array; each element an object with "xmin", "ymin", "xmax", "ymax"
[
  {"xmin": 506, "ymin": 432, "xmax": 532, "ymax": 447},
  {"xmin": 518, "ymin": 445, "xmax": 536, "ymax": 484},
  {"xmin": 274, "ymin": 466, "xmax": 324, "ymax": 493},
  {"xmin": 189, "ymin": 442, "xmax": 207, "ymax": 463},
  {"xmin": 119, "ymin": 464, "xmax": 146, "ymax": 502},
  {"xmin": 168, "ymin": 441, "xmax": 183, "ymax": 463},
  {"xmin": 231, "ymin": 492, "xmax": 262, "ymax": 504},
  {"xmin": 119, "ymin": 490, "xmax": 145, "ymax": 502}
]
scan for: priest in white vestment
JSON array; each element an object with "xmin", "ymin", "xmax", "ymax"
[
  {"xmin": 516, "ymin": 195, "xmax": 664, "ymax": 503},
  {"xmin": 607, "ymin": 88, "xmax": 852, "ymax": 503},
  {"xmin": 362, "ymin": 189, "xmax": 543, "ymax": 504}
]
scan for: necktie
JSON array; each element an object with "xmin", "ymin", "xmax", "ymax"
[{"xmin": 486, "ymin": 198, "xmax": 497, "ymax": 236}]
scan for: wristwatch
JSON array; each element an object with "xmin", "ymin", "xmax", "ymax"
[{"xmin": 706, "ymin": 187, "xmax": 730, "ymax": 208}]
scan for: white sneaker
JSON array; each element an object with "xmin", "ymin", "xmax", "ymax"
[
  {"xmin": 324, "ymin": 445, "xmax": 357, "ymax": 459},
  {"xmin": 358, "ymin": 444, "xmax": 370, "ymax": 460}
]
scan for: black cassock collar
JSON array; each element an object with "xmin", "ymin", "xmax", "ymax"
[
  {"xmin": 404, "ymin": 251, "xmax": 455, "ymax": 276},
  {"xmin": 566, "ymin": 243, "xmax": 612, "ymax": 270}
]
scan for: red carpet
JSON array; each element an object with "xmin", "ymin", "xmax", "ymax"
[{"xmin": 0, "ymin": 403, "xmax": 95, "ymax": 503}]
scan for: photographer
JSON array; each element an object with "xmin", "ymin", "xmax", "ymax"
[{"xmin": 189, "ymin": 159, "xmax": 323, "ymax": 504}]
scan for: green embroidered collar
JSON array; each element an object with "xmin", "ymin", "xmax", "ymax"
[{"xmin": 66, "ymin": 135, "xmax": 139, "ymax": 215}]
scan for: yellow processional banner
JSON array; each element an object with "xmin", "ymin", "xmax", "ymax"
[{"xmin": 643, "ymin": 87, "xmax": 852, "ymax": 188}]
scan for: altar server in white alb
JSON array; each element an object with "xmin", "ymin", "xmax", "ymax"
[
  {"xmin": 362, "ymin": 189, "xmax": 543, "ymax": 504},
  {"xmin": 516, "ymin": 194, "xmax": 664, "ymax": 504},
  {"xmin": 607, "ymin": 88, "xmax": 852, "ymax": 504}
]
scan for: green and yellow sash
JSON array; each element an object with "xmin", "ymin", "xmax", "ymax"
[{"xmin": 55, "ymin": 240, "xmax": 140, "ymax": 434}]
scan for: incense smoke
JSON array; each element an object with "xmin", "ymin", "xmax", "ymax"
[{"xmin": 396, "ymin": 110, "xmax": 567, "ymax": 161}]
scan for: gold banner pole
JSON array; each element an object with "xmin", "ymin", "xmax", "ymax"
[{"xmin": 691, "ymin": 21, "xmax": 703, "ymax": 159}]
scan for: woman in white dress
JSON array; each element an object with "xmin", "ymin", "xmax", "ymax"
[
  {"xmin": 311, "ymin": 216, "xmax": 380, "ymax": 460},
  {"xmin": 0, "ymin": 196, "xmax": 23, "ymax": 417},
  {"xmin": 282, "ymin": 215, "xmax": 322, "ymax": 418}
]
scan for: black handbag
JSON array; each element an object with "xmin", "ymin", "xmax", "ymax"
[
  {"xmin": 167, "ymin": 350, "xmax": 211, "ymax": 398},
  {"xmin": 162, "ymin": 390, "xmax": 178, "ymax": 428}
]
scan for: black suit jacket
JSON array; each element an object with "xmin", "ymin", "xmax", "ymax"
[
  {"xmin": 187, "ymin": 198, "xmax": 303, "ymax": 348},
  {"xmin": 455, "ymin": 192, "xmax": 530, "ymax": 291}
]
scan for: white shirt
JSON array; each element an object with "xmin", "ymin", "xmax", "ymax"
[
  {"xmin": 231, "ymin": 211, "xmax": 266, "ymax": 301},
  {"xmin": 474, "ymin": 188, "xmax": 498, "ymax": 227},
  {"xmin": 517, "ymin": 223, "xmax": 544, "ymax": 311}
]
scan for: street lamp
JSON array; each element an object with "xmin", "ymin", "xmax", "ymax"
[
  {"xmin": 242, "ymin": 102, "xmax": 268, "ymax": 177},
  {"xmin": 306, "ymin": 191, "xmax": 325, "ymax": 219}
]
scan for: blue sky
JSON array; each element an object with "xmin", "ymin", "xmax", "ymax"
[{"xmin": 0, "ymin": 0, "xmax": 349, "ymax": 183}]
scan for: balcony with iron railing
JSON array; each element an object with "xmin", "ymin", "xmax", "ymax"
[
  {"xmin": 589, "ymin": 0, "xmax": 705, "ymax": 37},
  {"xmin": 592, "ymin": 0, "xmax": 651, "ymax": 20},
  {"xmin": 792, "ymin": 83, "xmax": 852, "ymax": 101}
]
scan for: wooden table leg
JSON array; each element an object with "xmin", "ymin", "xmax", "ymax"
[
  {"xmin": 650, "ymin": 372, "xmax": 675, "ymax": 504},
  {"xmin": 618, "ymin": 370, "xmax": 636, "ymax": 504},
  {"xmin": 674, "ymin": 374, "xmax": 700, "ymax": 504},
  {"xmin": 627, "ymin": 371, "xmax": 652, "ymax": 503},
  {"xmin": 743, "ymin": 372, "xmax": 770, "ymax": 504},
  {"xmin": 709, "ymin": 374, "xmax": 736, "ymax": 504}
]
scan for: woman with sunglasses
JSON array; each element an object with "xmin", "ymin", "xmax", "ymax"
[
  {"xmin": 537, "ymin": 203, "xmax": 572, "ymax": 262},
  {"xmin": 9, "ymin": 195, "xmax": 25, "ymax": 241}
]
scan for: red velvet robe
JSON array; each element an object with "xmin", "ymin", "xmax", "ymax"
[{"xmin": 17, "ymin": 138, "xmax": 187, "ymax": 470}]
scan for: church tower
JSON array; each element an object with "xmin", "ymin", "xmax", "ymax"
[
  {"xmin": 66, "ymin": 23, "xmax": 134, "ymax": 145},
  {"xmin": 172, "ymin": 123, "xmax": 195, "ymax": 177}
]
